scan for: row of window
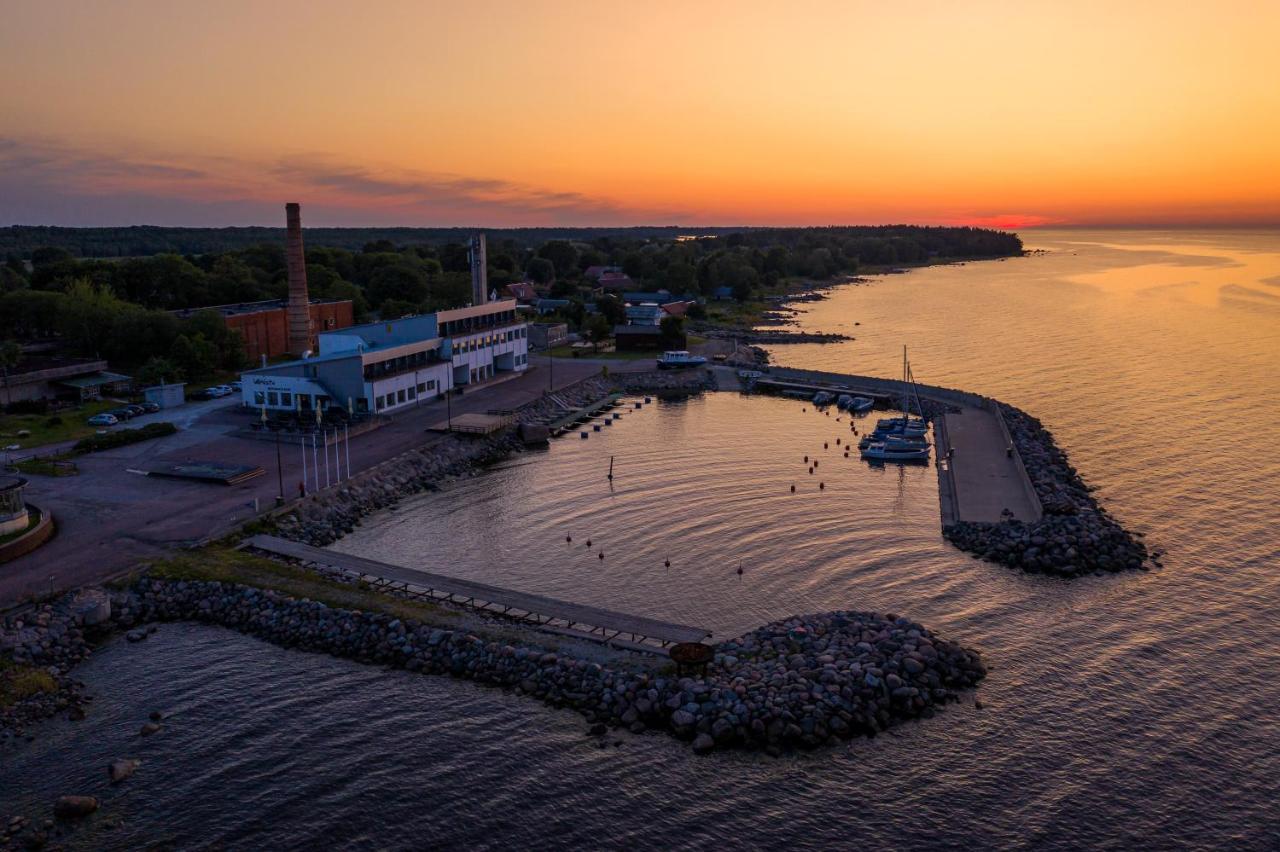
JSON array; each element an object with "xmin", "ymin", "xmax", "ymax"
[
  {"xmin": 375, "ymin": 379, "xmax": 439, "ymax": 411},
  {"xmin": 438, "ymin": 310, "xmax": 519, "ymax": 337},
  {"xmin": 254, "ymin": 390, "xmax": 332, "ymax": 410},
  {"xmin": 363, "ymin": 349, "xmax": 438, "ymax": 381},
  {"xmin": 453, "ymin": 327, "xmax": 527, "ymax": 355}
]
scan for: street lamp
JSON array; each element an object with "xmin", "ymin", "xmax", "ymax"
[{"xmin": 264, "ymin": 406, "xmax": 283, "ymax": 505}]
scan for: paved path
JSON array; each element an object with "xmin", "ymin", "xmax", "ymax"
[
  {"xmin": 935, "ymin": 407, "xmax": 1040, "ymax": 524},
  {"xmin": 246, "ymin": 535, "xmax": 711, "ymax": 648},
  {"xmin": 0, "ymin": 360, "xmax": 607, "ymax": 607}
]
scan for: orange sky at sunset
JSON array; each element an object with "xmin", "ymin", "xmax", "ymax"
[{"xmin": 3, "ymin": 0, "xmax": 1278, "ymax": 227}]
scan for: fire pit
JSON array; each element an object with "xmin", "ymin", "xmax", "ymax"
[{"xmin": 669, "ymin": 642, "xmax": 714, "ymax": 677}]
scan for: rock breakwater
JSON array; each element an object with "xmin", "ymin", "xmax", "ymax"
[
  {"xmin": 942, "ymin": 404, "xmax": 1148, "ymax": 576},
  {"xmin": 111, "ymin": 578, "xmax": 984, "ymax": 754}
]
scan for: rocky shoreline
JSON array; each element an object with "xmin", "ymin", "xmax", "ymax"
[
  {"xmin": 941, "ymin": 403, "xmax": 1149, "ymax": 576},
  {"xmin": 112, "ymin": 579, "xmax": 984, "ymax": 756}
]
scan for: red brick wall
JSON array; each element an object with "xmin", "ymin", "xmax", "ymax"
[{"xmin": 225, "ymin": 301, "xmax": 355, "ymax": 362}]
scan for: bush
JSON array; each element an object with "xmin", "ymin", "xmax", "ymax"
[
  {"xmin": 4, "ymin": 398, "xmax": 48, "ymax": 415},
  {"xmin": 73, "ymin": 421, "xmax": 176, "ymax": 454},
  {"xmin": 44, "ymin": 415, "xmax": 63, "ymax": 427}
]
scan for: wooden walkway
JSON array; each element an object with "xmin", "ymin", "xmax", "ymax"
[
  {"xmin": 242, "ymin": 535, "xmax": 711, "ymax": 652},
  {"xmin": 545, "ymin": 393, "xmax": 624, "ymax": 436}
]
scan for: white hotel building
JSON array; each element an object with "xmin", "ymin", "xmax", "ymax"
[{"xmin": 239, "ymin": 299, "xmax": 528, "ymax": 416}]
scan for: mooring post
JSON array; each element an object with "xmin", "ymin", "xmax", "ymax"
[{"xmin": 608, "ymin": 455, "xmax": 614, "ymax": 480}]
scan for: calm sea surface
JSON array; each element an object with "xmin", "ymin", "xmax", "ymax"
[{"xmin": 5, "ymin": 230, "xmax": 1279, "ymax": 850}]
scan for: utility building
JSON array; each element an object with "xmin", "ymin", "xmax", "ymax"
[{"xmin": 239, "ymin": 299, "xmax": 528, "ymax": 416}]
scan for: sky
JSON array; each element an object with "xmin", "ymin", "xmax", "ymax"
[{"xmin": 2, "ymin": 0, "xmax": 1279, "ymax": 228}]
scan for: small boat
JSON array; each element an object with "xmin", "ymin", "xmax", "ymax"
[
  {"xmin": 847, "ymin": 396, "xmax": 875, "ymax": 413},
  {"xmin": 812, "ymin": 391, "xmax": 836, "ymax": 406},
  {"xmin": 876, "ymin": 416, "xmax": 927, "ymax": 431},
  {"xmin": 836, "ymin": 394, "xmax": 853, "ymax": 409},
  {"xmin": 860, "ymin": 440, "xmax": 931, "ymax": 462},
  {"xmin": 656, "ymin": 350, "xmax": 707, "ymax": 369},
  {"xmin": 859, "ymin": 433, "xmax": 928, "ymax": 450}
]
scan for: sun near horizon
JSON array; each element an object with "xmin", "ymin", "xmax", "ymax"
[{"xmin": 2, "ymin": 0, "xmax": 1278, "ymax": 228}]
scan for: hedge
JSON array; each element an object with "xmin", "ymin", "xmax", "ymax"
[{"xmin": 74, "ymin": 422, "xmax": 177, "ymax": 454}]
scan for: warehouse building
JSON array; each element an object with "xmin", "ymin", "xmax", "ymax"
[{"xmin": 239, "ymin": 298, "xmax": 528, "ymax": 416}]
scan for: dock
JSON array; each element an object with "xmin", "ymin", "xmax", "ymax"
[
  {"xmin": 426, "ymin": 412, "xmax": 515, "ymax": 434},
  {"xmin": 242, "ymin": 535, "xmax": 711, "ymax": 653},
  {"xmin": 932, "ymin": 404, "xmax": 1042, "ymax": 524},
  {"xmin": 544, "ymin": 393, "xmax": 625, "ymax": 436},
  {"xmin": 745, "ymin": 366, "xmax": 1043, "ymax": 526}
]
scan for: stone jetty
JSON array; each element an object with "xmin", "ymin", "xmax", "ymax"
[
  {"xmin": 942, "ymin": 403, "xmax": 1147, "ymax": 576},
  {"xmin": 107, "ymin": 578, "xmax": 983, "ymax": 754}
]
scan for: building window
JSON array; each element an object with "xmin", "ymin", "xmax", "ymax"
[
  {"xmin": 397, "ymin": 389, "xmax": 406, "ymax": 403},
  {"xmin": 280, "ymin": 392, "xmax": 291, "ymax": 407},
  {"xmin": 376, "ymin": 395, "xmax": 385, "ymax": 410},
  {"xmin": 267, "ymin": 391, "xmax": 279, "ymax": 406},
  {"xmin": 427, "ymin": 380, "xmax": 436, "ymax": 390},
  {"xmin": 254, "ymin": 391, "xmax": 265, "ymax": 405},
  {"xmin": 417, "ymin": 382, "xmax": 426, "ymax": 394},
  {"xmin": 407, "ymin": 386, "xmax": 416, "ymax": 400}
]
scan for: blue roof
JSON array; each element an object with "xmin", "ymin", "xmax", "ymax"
[{"xmin": 320, "ymin": 313, "xmax": 439, "ymax": 352}]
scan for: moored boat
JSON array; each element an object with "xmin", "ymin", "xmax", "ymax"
[{"xmin": 656, "ymin": 350, "xmax": 708, "ymax": 369}]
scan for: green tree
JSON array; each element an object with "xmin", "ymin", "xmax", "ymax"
[
  {"xmin": 596, "ymin": 295, "xmax": 626, "ymax": 326},
  {"xmin": 538, "ymin": 241, "xmax": 579, "ymax": 277},
  {"xmin": 660, "ymin": 315, "xmax": 685, "ymax": 345},
  {"xmin": 0, "ymin": 340, "xmax": 22, "ymax": 407},
  {"xmin": 525, "ymin": 257, "xmax": 555, "ymax": 285},
  {"xmin": 584, "ymin": 314, "xmax": 612, "ymax": 352},
  {"xmin": 171, "ymin": 333, "xmax": 218, "ymax": 380},
  {"xmin": 379, "ymin": 299, "xmax": 420, "ymax": 320},
  {"xmin": 135, "ymin": 356, "xmax": 183, "ymax": 387}
]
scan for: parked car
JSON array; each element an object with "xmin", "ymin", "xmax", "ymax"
[
  {"xmin": 229, "ymin": 381, "xmax": 242, "ymax": 391},
  {"xmin": 107, "ymin": 407, "xmax": 135, "ymax": 421},
  {"xmin": 189, "ymin": 388, "xmax": 216, "ymax": 401},
  {"xmin": 87, "ymin": 413, "xmax": 119, "ymax": 426},
  {"xmin": 138, "ymin": 401, "xmax": 160, "ymax": 414},
  {"xmin": 209, "ymin": 385, "xmax": 234, "ymax": 397},
  {"xmin": 123, "ymin": 404, "xmax": 146, "ymax": 417}
]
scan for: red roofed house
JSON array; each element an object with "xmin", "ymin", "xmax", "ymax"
[
  {"xmin": 596, "ymin": 272, "xmax": 636, "ymax": 292},
  {"xmin": 660, "ymin": 300, "xmax": 695, "ymax": 319},
  {"xmin": 504, "ymin": 282, "xmax": 538, "ymax": 304}
]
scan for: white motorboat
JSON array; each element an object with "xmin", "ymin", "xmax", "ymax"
[
  {"xmin": 847, "ymin": 396, "xmax": 875, "ymax": 413},
  {"xmin": 860, "ymin": 440, "xmax": 931, "ymax": 462},
  {"xmin": 656, "ymin": 350, "xmax": 707, "ymax": 369}
]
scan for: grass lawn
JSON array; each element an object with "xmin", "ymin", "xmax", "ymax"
[
  {"xmin": 547, "ymin": 345, "xmax": 661, "ymax": 361},
  {"xmin": 10, "ymin": 456, "xmax": 77, "ymax": 477},
  {"xmin": 142, "ymin": 547, "xmax": 464, "ymax": 628},
  {"xmin": 0, "ymin": 398, "xmax": 121, "ymax": 449},
  {"xmin": 0, "ymin": 657, "xmax": 59, "ymax": 708}
]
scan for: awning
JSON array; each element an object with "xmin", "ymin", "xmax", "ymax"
[{"xmin": 57, "ymin": 371, "xmax": 133, "ymax": 389}]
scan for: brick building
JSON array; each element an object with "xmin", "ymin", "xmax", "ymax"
[{"xmin": 174, "ymin": 299, "xmax": 355, "ymax": 363}]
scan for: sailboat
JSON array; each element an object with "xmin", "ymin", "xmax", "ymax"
[{"xmin": 860, "ymin": 346, "xmax": 931, "ymax": 463}]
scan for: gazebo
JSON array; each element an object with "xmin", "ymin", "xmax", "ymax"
[{"xmin": 0, "ymin": 475, "xmax": 29, "ymax": 536}]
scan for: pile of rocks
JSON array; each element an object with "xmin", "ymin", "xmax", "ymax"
[
  {"xmin": 615, "ymin": 370, "xmax": 713, "ymax": 394},
  {"xmin": 0, "ymin": 592, "xmax": 104, "ymax": 742},
  {"xmin": 942, "ymin": 404, "xmax": 1147, "ymax": 576},
  {"xmin": 113, "ymin": 579, "xmax": 984, "ymax": 754}
]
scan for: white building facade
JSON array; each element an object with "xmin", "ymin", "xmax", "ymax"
[{"xmin": 239, "ymin": 300, "xmax": 528, "ymax": 417}]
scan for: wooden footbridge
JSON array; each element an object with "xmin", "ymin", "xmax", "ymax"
[{"xmin": 242, "ymin": 535, "xmax": 711, "ymax": 654}]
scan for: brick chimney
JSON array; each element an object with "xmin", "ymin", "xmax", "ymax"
[{"xmin": 284, "ymin": 203, "xmax": 311, "ymax": 355}]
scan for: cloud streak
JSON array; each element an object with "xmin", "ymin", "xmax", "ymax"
[{"xmin": 0, "ymin": 137, "xmax": 686, "ymax": 227}]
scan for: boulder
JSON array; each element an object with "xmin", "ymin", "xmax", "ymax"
[
  {"xmin": 108, "ymin": 759, "xmax": 141, "ymax": 783},
  {"xmin": 53, "ymin": 796, "xmax": 98, "ymax": 819},
  {"xmin": 691, "ymin": 733, "xmax": 715, "ymax": 755}
]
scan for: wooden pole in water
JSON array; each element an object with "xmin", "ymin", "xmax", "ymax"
[{"xmin": 607, "ymin": 455, "xmax": 614, "ymax": 480}]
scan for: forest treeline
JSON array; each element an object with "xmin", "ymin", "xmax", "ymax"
[{"xmin": 0, "ymin": 225, "xmax": 1022, "ymax": 385}]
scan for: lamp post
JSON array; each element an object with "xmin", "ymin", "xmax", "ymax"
[{"xmin": 264, "ymin": 406, "xmax": 283, "ymax": 505}]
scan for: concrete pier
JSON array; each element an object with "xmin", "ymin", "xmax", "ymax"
[{"xmin": 935, "ymin": 407, "xmax": 1040, "ymax": 523}]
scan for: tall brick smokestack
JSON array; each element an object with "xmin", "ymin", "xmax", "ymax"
[
  {"xmin": 469, "ymin": 233, "xmax": 487, "ymax": 305},
  {"xmin": 285, "ymin": 203, "xmax": 311, "ymax": 355}
]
